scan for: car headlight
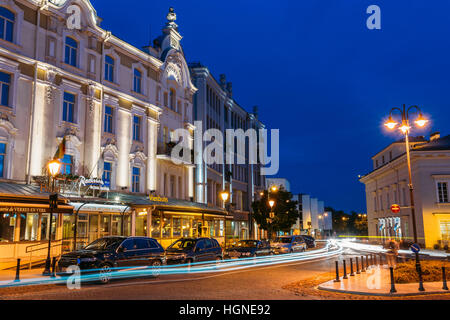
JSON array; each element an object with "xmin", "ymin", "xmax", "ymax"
[{"xmin": 79, "ymin": 257, "xmax": 97, "ymax": 262}]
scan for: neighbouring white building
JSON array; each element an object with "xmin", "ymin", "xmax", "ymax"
[
  {"xmin": 292, "ymin": 193, "xmax": 330, "ymax": 238},
  {"xmin": 360, "ymin": 132, "xmax": 450, "ymax": 249}
]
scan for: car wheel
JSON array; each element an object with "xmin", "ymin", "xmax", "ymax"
[
  {"xmin": 289, "ymin": 249, "xmax": 293, "ymax": 254},
  {"xmin": 215, "ymin": 256, "xmax": 222, "ymax": 265},
  {"xmin": 99, "ymin": 264, "xmax": 112, "ymax": 284},
  {"xmin": 151, "ymin": 260, "xmax": 162, "ymax": 277}
]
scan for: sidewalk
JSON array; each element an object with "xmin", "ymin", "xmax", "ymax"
[
  {"xmin": 318, "ymin": 265, "xmax": 450, "ymax": 296},
  {"xmin": 0, "ymin": 268, "xmax": 48, "ymax": 285}
]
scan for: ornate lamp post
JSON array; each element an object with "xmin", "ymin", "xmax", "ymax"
[
  {"xmin": 43, "ymin": 159, "xmax": 61, "ymax": 276},
  {"xmin": 384, "ymin": 104, "xmax": 428, "ymax": 291}
]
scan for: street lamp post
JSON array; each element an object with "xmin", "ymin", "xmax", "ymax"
[
  {"xmin": 384, "ymin": 104, "xmax": 428, "ymax": 291},
  {"xmin": 43, "ymin": 159, "xmax": 61, "ymax": 276}
]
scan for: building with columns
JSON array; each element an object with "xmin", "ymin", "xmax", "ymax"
[
  {"xmin": 360, "ymin": 132, "xmax": 450, "ymax": 249},
  {"xmin": 0, "ymin": 0, "xmax": 229, "ymax": 267},
  {"xmin": 189, "ymin": 63, "xmax": 267, "ymax": 242}
]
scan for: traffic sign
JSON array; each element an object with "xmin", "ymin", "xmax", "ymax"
[
  {"xmin": 410, "ymin": 243, "xmax": 420, "ymax": 253},
  {"xmin": 390, "ymin": 204, "xmax": 401, "ymax": 214}
]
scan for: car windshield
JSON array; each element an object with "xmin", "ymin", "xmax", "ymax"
[
  {"xmin": 168, "ymin": 239, "xmax": 196, "ymax": 250},
  {"xmin": 84, "ymin": 238, "xmax": 123, "ymax": 251},
  {"xmin": 275, "ymin": 237, "xmax": 292, "ymax": 244},
  {"xmin": 235, "ymin": 240, "xmax": 258, "ymax": 248}
]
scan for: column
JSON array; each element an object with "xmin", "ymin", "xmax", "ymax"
[
  {"xmin": 117, "ymin": 109, "xmax": 131, "ymax": 188},
  {"xmin": 147, "ymin": 119, "xmax": 158, "ymax": 192}
]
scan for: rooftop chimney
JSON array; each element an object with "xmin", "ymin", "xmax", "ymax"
[
  {"xmin": 226, "ymin": 82, "xmax": 232, "ymax": 97},
  {"xmin": 253, "ymin": 106, "xmax": 258, "ymax": 119},
  {"xmin": 219, "ymin": 74, "xmax": 226, "ymax": 90},
  {"xmin": 430, "ymin": 132, "xmax": 440, "ymax": 141}
]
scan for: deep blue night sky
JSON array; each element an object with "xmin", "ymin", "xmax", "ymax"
[{"xmin": 91, "ymin": 0, "xmax": 450, "ymax": 213}]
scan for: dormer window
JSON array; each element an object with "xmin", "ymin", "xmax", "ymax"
[
  {"xmin": 133, "ymin": 69, "xmax": 142, "ymax": 93},
  {"xmin": 104, "ymin": 55, "xmax": 114, "ymax": 82},
  {"xmin": 0, "ymin": 7, "xmax": 14, "ymax": 43},
  {"xmin": 64, "ymin": 36, "xmax": 78, "ymax": 67}
]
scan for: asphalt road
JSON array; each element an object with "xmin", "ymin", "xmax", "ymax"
[{"xmin": 1, "ymin": 255, "xmax": 338, "ymax": 300}]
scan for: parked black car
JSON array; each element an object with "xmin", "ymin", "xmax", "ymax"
[
  {"xmin": 271, "ymin": 236, "xmax": 307, "ymax": 254},
  {"xmin": 165, "ymin": 238, "xmax": 223, "ymax": 265},
  {"xmin": 57, "ymin": 236, "xmax": 166, "ymax": 283},
  {"xmin": 224, "ymin": 240, "xmax": 273, "ymax": 259},
  {"xmin": 299, "ymin": 235, "xmax": 316, "ymax": 248}
]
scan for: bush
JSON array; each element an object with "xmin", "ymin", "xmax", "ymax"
[{"xmin": 394, "ymin": 260, "xmax": 449, "ymax": 284}]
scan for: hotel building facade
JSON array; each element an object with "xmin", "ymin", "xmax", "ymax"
[{"xmin": 0, "ymin": 0, "xmax": 266, "ymax": 268}]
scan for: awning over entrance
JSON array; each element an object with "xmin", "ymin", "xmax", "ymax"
[
  {"xmin": 0, "ymin": 182, "xmax": 73, "ymax": 214},
  {"xmin": 99, "ymin": 192, "xmax": 230, "ymax": 217}
]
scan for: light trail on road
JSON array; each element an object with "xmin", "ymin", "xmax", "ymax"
[
  {"xmin": 0, "ymin": 241, "xmax": 342, "ymax": 289},
  {"xmin": 337, "ymin": 239, "xmax": 450, "ymax": 258}
]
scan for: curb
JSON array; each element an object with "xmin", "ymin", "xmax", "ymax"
[{"xmin": 317, "ymin": 285, "xmax": 450, "ymax": 297}]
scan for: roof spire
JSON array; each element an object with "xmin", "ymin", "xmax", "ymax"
[{"xmin": 165, "ymin": 7, "xmax": 178, "ymax": 31}]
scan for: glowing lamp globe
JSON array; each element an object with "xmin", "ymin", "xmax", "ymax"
[{"xmin": 47, "ymin": 160, "xmax": 61, "ymax": 177}]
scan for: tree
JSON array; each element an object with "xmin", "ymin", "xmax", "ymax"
[
  {"xmin": 252, "ymin": 187, "xmax": 299, "ymax": 239},
  {"xmin": 326, "ymin": 207, "xmax": 368, "ymax": 236}
]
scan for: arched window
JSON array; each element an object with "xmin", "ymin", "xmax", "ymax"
[
  {"xmin": 169, "ymin": 89, "xmax": 176, "ymax": 110},
  {"xmin": 0, "ymin": 7, "xmax": 15, "ymax": 42},
  {"xmin": 64, "ymin": 37, "xmax": 78, "ymax": 67},
  {"xmin": 104, "ymin": 55, "xmax": 114, "ymax": 82},
  {"xmin": 133, "ymin": 69, "xmax": 142, "ymax": 93}
]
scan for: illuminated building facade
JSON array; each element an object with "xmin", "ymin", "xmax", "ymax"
[
  {"xmin": 189, "ymin": 64, "xmax": 267, "ymax": 242},
  {"xmin": 0, "ymin": 0, "xmax": 228, "ymax": 267},
  {"xmin": 360, "ymin": 132, "xmax": 450, "ymax": 249}
]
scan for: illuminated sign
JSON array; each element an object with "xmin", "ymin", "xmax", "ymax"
[{"xmin": 149, "ymin": 196, "xmax": 169, "ymax": 203}]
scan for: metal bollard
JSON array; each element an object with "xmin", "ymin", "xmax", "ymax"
[
  {"xmin": 389, "ymin": 267, "xmax": 397, "ymax": 294},
  {"xmin": 361, "ymin": 256, "xmax": 366, "ymax": 272},
  {"xmin": 350, "ymin": 258, "xmax": 355, "ymax": 276},
  {"xmin": 14, "ymin": 258, "xmax": 20, "ymax": 282},
  {"xmin": 334, "ymin": 261, "xmax": 340, "ymax": 282},
  {"xmin": 442, "ymin": 266, "xmax": 449, "ymax": 291},
  {"xmin": 366, "ymin": 255, "xmax": 370, "ymax": 268},
  {"xmin": 343, "ymin": 260, "xmax": 348, "ymax": 279},
  {"xmin": 355, "ymin": 256, "xmax": 360, "ymax": 274},
  {"xmin": 416, "ymin": 259, "xmax": 425, "ymax": 292},
  {"xmin": 51, "ymin": 257, "xmax": 57, "ymax": 278}
]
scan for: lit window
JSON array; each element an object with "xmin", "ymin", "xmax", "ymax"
[
  {"xmin": 0, "ymin": 142, "xmax": 6, "ymax": 178},
  {"xmin": 104, "ymin": 105, "xmax": 113, "ymax": 133},
  {"xmin": 0, "ymin": 7, "xmax": 14, "ymax": 43},
  {"xmin": 133, "ymin": 69, "xmax": 142, "ymax": 93},
  {"xmin": 0, "ymin": 71, "xmax": 10, "ymax": 107},
  {"xmin": 64, "ymin": 37, "xmax": 78, "ymax": 67},
  {"xmin": 63, "ymin": 92, "xmax": 75, "ymax": 123},
  {"xmin": 60, "ymin": 154, "xmax": 73, "ymax": 175},
  {"xmin": 103, "ymin": 161, "xmax": 112, "ymax": 184},
  {"xmin": 438, "ymin": 182, "xmax": 449, "ymax": 203},
  {"xmin": 132, "ymin": 167, "xmax": 140, "ymax": 193},
  {"xmin": 133, "ymin": 115, "xmax": 141, "ymax": 141},
  {"xmin": 104, "ymin": 55, "xmax": 114, "ymax": 82}
]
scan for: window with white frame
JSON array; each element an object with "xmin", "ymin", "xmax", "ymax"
[
  {"xmin": 60, "ymin": 154, "xmax": 73, "ymax": 175},
  {"xmin": 133, "ymin": 115, "xmax": 141, "ymax": 141},
  {"xmin": 0, "ymin": 7, "xmax": 14, "ymax": 43},
  {"xmin": 437, "ymin": 182, "xmax": 449, "ymax": 203},
  {"xmin": 104, "ymin": 105, "xmax": 114, "ymax": 133},
  {"xmin": 132, "ymin": 167, "xmax": 140, "ymax": 193},
  {"xmin": 103, "ymin": 161, "xmax": 112, "ymax": 186},
  {"xmin": 133, "ymin": 69, "xmax": 142, "ymax": 93},
  {"xmin": 62, "ymin": 92, "xmax": 76, "ymax": 123},
  {"xmin": 104, "ymin": 55, "xmax": 114, "ymax": 82},
  {"xmin": 64, "ymin": 37, "xmax": 78, "ymax": 67},
  {"xmin": 0, "ymin": 71, "xmax": 10, "ymax": 107},
  {"xmin": 0, "ymin": 142, "xmax": 6, "ymax": 178}
]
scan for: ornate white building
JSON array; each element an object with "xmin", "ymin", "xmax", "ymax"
[{"xmin": 0, "ymin": 0, "xmax": 196, "ymax": 198}]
